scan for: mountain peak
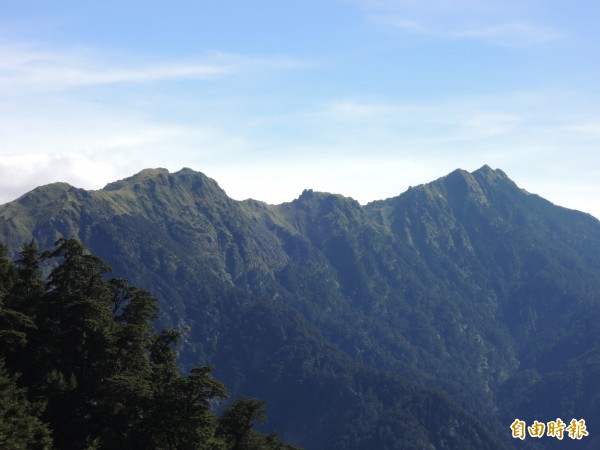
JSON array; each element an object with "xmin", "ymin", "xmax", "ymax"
[
  {"xmin": 103, "ymin": 168, "xmax": 170, "ymax": 191},
  {"xmin": 474, "ymin": 164, "xmax": 496, "ymax": 175},
  {"xmin": 444, "ymin": 165, "xmax": 508, "ymax": 184},
  {"xmin": 472, "ymin": 164, "xmax": 509, "ymax": 182},
  {"xmin": 101, "ymin": 167, "xmax": 224, "ymax": 196},
  {"xmin": 436, "ymin": 165, "xmax": 516, "ymax": 199},
  {"xmin": 174, "ymin": 167, "xmax": 197, "ymax": 176}
]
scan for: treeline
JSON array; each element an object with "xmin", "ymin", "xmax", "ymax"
[{"xmin": 0, "ymin": 239, "xmax": 297, "ymax": 450}]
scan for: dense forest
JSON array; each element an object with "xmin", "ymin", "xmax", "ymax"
[{"xmin": 0, "ymin": 238, "xmax": 296, "ymax": 449}]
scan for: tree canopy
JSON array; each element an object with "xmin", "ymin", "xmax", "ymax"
[{"xmin": 0, "ymin": 239, "xmax": 296, "ymax": 450}]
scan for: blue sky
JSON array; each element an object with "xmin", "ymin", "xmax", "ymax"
[{"xmin": 1, "ymin": 0, "xmax": 599, "ymax": 218}]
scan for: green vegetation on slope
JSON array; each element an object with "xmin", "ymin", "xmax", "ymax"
[
  {"xmin": 2, "ymin": 165, "xmax": 599, "ymax": 448},
  {"xmin": 0, "ymin": 239, "xmax": 297, "ymax": 450}
]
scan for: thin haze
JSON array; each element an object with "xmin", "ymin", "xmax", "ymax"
[{"xmin": 1, "ymin": 0, "xmax": 599, "ymax": 218}]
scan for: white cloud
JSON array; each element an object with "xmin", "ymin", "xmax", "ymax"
[
  {"xmin": 0, "ymin": 91, "xmax": 254, "ymax": 205},
  {"xmin": 565, "ymin": 121, "xmax": 600, "ymax": 136},
  {"xmin": 0, "ymin": 43, "xmax": 306, "ymax": 95},
  {"xmin": 0, "ymin": 43, "xmax": 233, "ymax": 93},
  {"xmin": 323, "ymin": 99, "xmax": 404, "ymax": 118},
  {"xmin": 444, "ymin": 112, "xmax": 523, "ymax": 140},
  {"xmin": 349, "ymin": 0, "xmax": 563, "ymax": 46},
  {"xmin": 450, "ymin": 22, "xmax": 562, "ymax": 46},
  {"xmin": 0, "ymin": 152, "xmax": 118, "ymax": 203}
]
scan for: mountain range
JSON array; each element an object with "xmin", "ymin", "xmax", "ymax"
[{"xmin": 1, "ymin": 165, "xmax": 599, "ymax": 449}]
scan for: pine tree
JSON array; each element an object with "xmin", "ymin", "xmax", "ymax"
[
  {"xmin": 0, "ymin": 243, "xmax": 36, "ymax": 360},
  {"xmin": 0, "ymin": 360, "xmax": 52, "ymax": 450},
  {"xmin": 0, "ymin": 239, "xmax": 296, "ymax": 449},
  {"xmin": 38, "ymin": 239, "xmax": 116, "ymax": 449},
  {"xmin": 217, "ymin": 398, "xmax": 267, "ymax": 450}
]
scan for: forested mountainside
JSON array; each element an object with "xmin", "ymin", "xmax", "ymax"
[
  {"xmin": 1, "ymin": 165, "xmax": 599, "ymax": 449},
  {"xmin": 0, "ymin": 239, "xmax": 298, "ymax": 450}
]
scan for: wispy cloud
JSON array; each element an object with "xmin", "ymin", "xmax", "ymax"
[
  {"xmin": 0, "ymin": 38, "xmax": 312, "ymax": 203},
  {"xmin": 317, "ymin": 96, "xmax": 525, "ymax": 136},
  {"xmin": 565, "ymin": 121, "xmax": 600, "ymax": 136},
  {"xmin": 450, "ymin": 22, "xmax": 562, "ymax": 46},
  {"xmin": 306, "ymin": 92, "xmax": 600, "ymax": 207},
  {"xmin": 0, "ymin": 43, "xmax": 303, "ymax": 94},
  {"xmin": 323, "ymin": 99, "xmax": 405, "ymax": 118},
  {"xmin": 349, "ymin": 0, "xmax": 563, "ymax": 46},
  {"xmin": 0, "ymin": 45, "xmax": 225, "ymax": 91},
  {"xmin": 444, "ymin": 112, "xmax": 523, "ymax": 140}
]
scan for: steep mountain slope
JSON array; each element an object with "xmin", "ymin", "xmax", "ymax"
[{"xmin": 1, "ymin": 165, "xmax": 599, "ymax": 449}]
